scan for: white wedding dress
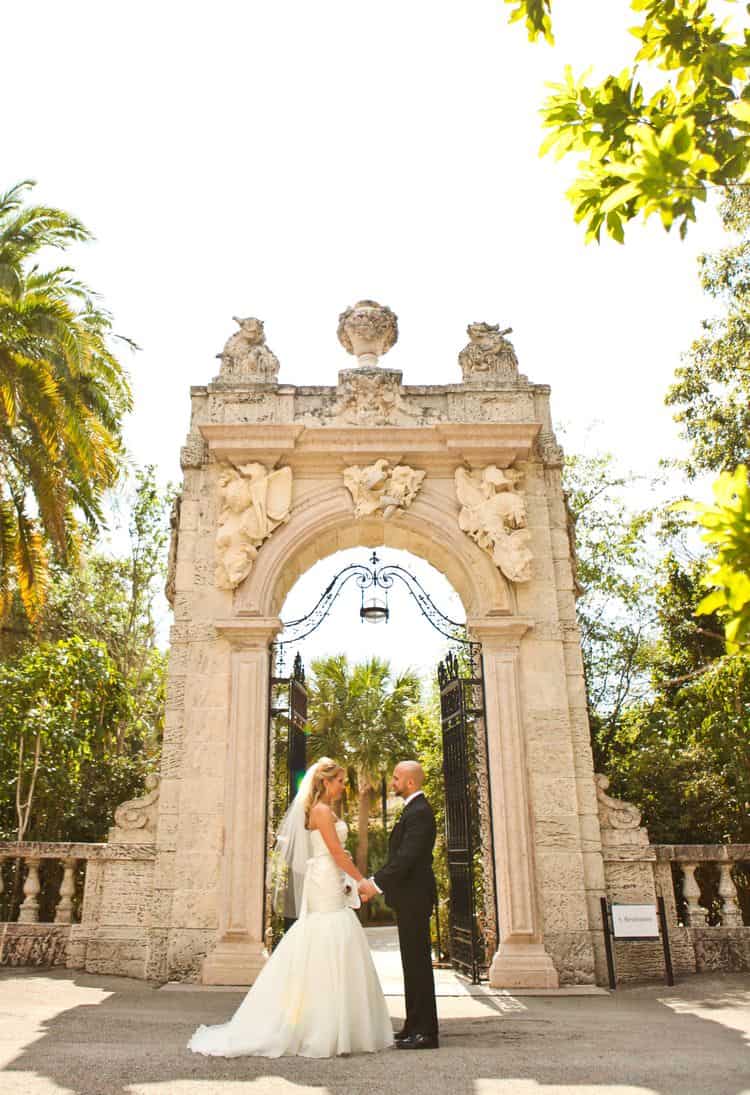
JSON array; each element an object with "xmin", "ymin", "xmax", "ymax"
[{"xmin": 188, "ymin": 820, "xmax": 394, "ymax": 1058}]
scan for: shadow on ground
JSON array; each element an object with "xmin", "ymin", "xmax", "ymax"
[{"xmin": 1, "ymin": 968, "xmax": 749, "ymax": 1095}]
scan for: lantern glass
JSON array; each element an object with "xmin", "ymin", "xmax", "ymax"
[{"xmin": 360, "ymin": 595, "xmax": 389, "ymax": 624}]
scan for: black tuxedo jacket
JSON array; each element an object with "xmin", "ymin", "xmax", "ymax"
[{"xmin": 374, "ymin": 794, "xmax": 437, "ymax": 912}]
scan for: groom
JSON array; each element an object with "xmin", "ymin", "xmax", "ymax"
[{"xmin": 359, "ymin": 760, "xmax": 439, "ymax": 1050}]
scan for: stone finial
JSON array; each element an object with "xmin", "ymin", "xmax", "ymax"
[
  {"xmin": 109, "ymin": 774, "xmax": 160, "ymax": 843},
  {"xmin": 216, "ymin": 317, "xmax": 280, "ymax": 383},
  {"xmin": 455, "ymin": 465, "xmax": 533, "ymax": 583},
  {"xmin": 459, "ymin": 322, "xmax": 519, "ymax": 382},
  {"xmin": 344, "ymin": 459, "xmax": 425, "ymax": 519},
  {"xmin": 594, "ymin": 774, "xmax": 642, "ymax": 830},
  {"xmin": 215, "ymin": 463, "xmax": 293, "ymax": 590},
  {"xmin": 337, "ymin": 300, "xmax": 398, "ymax": 366}
]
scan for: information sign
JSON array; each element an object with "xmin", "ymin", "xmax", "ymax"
[{"xmin": 611, "ymin": 903, "xmax": 660, "ymax": 939}]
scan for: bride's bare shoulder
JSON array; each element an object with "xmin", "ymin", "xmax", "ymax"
[{"xmin": 308, "ymin": 802, "xmax": 335, "ymax": 830}]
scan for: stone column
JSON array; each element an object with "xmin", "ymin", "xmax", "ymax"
[
  {"xmin": 201, "ymin": 617, "xmax": 281, "ymax": 985},
  {"xmin": 18, "ymin": 857, "xmax": 41, "ymax": 924},
  {"xmin": 54, "ymin": 858, "xmax": 77, "ymax": 924},
  {"xmin": 469, "ymin": 617, "xmax": 559, "ymax": 988}
]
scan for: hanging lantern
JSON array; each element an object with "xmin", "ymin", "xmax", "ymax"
[{"xmin": 360, "ymin": 593, "xmax": 389, "ymax": 624}]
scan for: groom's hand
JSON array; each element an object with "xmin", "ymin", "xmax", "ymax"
[{"xmin": 358, "ymin": 878, "xmax": 378, "ymax": 901}]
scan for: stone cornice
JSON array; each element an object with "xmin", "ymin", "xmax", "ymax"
[
  {"xmin": 467, "ymin": 617, "xmax": 534, "ymax": 644},
  {"xmin": 214, "ymin": 617, "xmax": 283, "ymax": 647},
  {"xmin": 0, "ymin": 841, "xmax": 156, "ymax": 861},
  {"xmin": 199, "ymin": 422, "xmax": 540, "ymax": 471}
]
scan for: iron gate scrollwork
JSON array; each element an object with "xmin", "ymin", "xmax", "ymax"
[{"xmin": 438, "ymin": 647, "xmax": 491, "ymax": 983}]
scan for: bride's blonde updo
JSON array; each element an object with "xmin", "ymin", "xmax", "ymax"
[{"xmin": 304, "ymin": 757, "xmax": 344, "ymax": 827}]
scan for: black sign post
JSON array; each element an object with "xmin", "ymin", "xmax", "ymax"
[
  {"xmin": 603, "ymin": 898, "xmax": 675, "ymax": 989},
  {"xmin": 600, "ymin": 897, "xmax": 617, "ymax": 989},
  {"xmin": 657, "ymin": 895, "xmax": 675, "ymax": 987}
]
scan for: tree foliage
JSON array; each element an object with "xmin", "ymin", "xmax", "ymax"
[
  {"xmin": 561, "ymin": 449, "xmax": 656, "ymax": 763},
  {"xmin": 666, "ymin": 190, "xmax": 750, "ymax": 476},
  {"xmin": 0, "ymin": 180, "xmax": 133, "ymax": 619},
  {"xmin": 0, "ymin": 467, "xmax": 170, "ymax": 848},
  {"xmin": 505, "ymin": 1, "xmax": 750, "ymax": 241},
  {"xmin": 305, "ymin": 654, "xmax": 420, "ymax": 876},
  {"xmin": 680, "ymin": 464, "xmax": 750, "ymax": 648}
]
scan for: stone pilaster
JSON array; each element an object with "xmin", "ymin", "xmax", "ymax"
[
  {"xmin": 201, "ymin": 617, "xmax": 281, "ymax": 985},
  {"xmin": 469, "ymin": 617, "xmax": 559, "ymax": 988}
]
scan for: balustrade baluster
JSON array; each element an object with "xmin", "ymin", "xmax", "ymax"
[
  {"xmin": 681, "ymin": 863, "xmax": 708, "ymax": 927},
  {"xmin": 718, "ymin": 862, "xmax": 743, "ymax": 928},
  {"xmin": 18, "ymin": 856, "xmax": 41, "ymax": 923},
  {"xmin": 54, "ymin": 858, "xmax": 77, "ymax": 924}
]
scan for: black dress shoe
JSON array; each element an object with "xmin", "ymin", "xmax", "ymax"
[
  {"xmin": 396, "ymin": 1033, "xmax": 439, "ymax": 1050},
  {"xmin": 394, "ymin": 1027, "xmax": 410, "ymax": 1043}
]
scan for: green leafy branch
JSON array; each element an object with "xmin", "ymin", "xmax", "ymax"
[
  {"xmin": 676, "ymin": 464, "xmax": 750, "ymax": 649},
  {"xmin": 505, "ymin": 0, "xmax": 750, "ymax": 241}
]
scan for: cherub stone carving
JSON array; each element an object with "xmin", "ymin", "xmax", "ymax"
[
  {"xmin": 459, "ymin": 322, "xmax": 519, "ymax": 382},
  {"xmin": 215, "ymin": 463, "xmax": 293, "ymax": 589},
  {"xmin": 344, "ymin": 459, "xmax": 425, "ymax": 519},
  {"xmin": 455, "ymin": 465, "xmax": 533, "ymax": 582},
  {"xmin": 337, "ymin": 300, "xmax": 398, "ymax": 366},
  {"xmin": 216, "ymin": 317, "xmax": 280, "ymax": 383},
  {"xmin": 110, "ymin": 774, "xmax": 160, "ymax": 843}
]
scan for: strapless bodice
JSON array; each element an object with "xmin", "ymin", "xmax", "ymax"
[
  {"xmin": 304, "ymin": 820, "xmax": 349, "ymax": 915},
  {"xmin": 309, "ymin": 820, "xmax": 348, "ymax": 857}
]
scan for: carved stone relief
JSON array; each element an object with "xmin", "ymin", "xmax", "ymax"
[
  {"xmin": 332, "ymin": 368, "xmax": 413, "ymax": 426},
  {"xmin": 536, "ymin": 428, "xmax": 565, "ymax": 467},
  {"xmin": 164, "ymin": 493, "xmax": 181, "ymax": 608},
  {"xmin": 459, "ymin": 323, "xmax": 520, "ymax": 382},
  {"xmin": 110, "ymin": 774, "xmax": 160, "ymax": 843},
  {"xmin": 594, "ymin": 774, "xmax": 642, "ymax": 831},
  {"xmin": 215, "ymin": 463, "xmax": 293, "ymax": 590},
  {"xmin": 343, "ymin": 459, "xmax": 426, "ymax": 519},
  {"xmin": 455, "ymin": 465, "xmax": 533, "ymax": 582},
  {"xmin": 215, "ymin": 317, "xmax": 280, "ymax": 384}
]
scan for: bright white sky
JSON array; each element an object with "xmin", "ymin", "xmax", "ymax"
[{"xmin": 5, "ymin": 1, "xmax": 732, "ymax": 676}]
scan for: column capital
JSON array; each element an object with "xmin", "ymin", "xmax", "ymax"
[
  {"xmin": 468, "ymin": 616, "xmax": 534, "ymax": 645},
  {"xmin": 214, "ymin": 616, "xmax": 282, "ymax": 649}
]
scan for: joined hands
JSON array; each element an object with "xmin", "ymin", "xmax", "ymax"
[{"xmin": 358, "ymin": 878, "xmax": 378, "ymax": 902}]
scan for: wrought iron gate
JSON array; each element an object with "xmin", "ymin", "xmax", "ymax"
[
  {"xmin": 266, "ymin": 648, "xmax": 308, "ymax": 936},
  {"xmin": 438, "ymin": 648, "xmax": 489, "ymax": 983},
  {"xmin": 261, "ymin": 551, "xmax": 498, "ymax": 973}
]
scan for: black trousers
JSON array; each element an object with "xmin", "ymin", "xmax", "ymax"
[{"xmin": 395, "ymin": 902, "xmax": 438, "ymax": 1036}]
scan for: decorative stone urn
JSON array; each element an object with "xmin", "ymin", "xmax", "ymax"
[{"xmin": 336, "ymin": 300, "xmax": 398, "ymax": 367}]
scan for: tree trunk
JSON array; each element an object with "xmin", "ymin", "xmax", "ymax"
[{"xmin": 356, "ymin": 779, "xmax": 371, "ymax": 876}]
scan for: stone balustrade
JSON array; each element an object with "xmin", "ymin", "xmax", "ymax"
[
  {"xmin": 655, "ymin": 844, "xmax": 750, "ymax": 928},
  {"xmin": 0, "ymin": 840, "xmax": 156, "ymax": 970},
  {"xmin": 0, "ymin": 842, "xmax": 102, "ymax": 927}
]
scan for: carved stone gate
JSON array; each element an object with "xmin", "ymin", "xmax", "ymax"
[{"xmin": 76, "ymin": 300, "xmax": 612, "ymax": 988}]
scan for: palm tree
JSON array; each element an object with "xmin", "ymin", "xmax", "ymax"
[
  {"xmin": 0, "ymin": 180, "xmax": 133, "ymax": 618},
  {"xmin": 306, "ymin": 654, "xmax": 421, "ymax": 875}
]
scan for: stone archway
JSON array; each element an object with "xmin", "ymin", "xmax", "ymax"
[{"xmin": 141, "ymin": 303, "xmax": 605, "ymax": 989}]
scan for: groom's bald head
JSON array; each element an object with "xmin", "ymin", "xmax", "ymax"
[{"xmin": 392, "ymin": 760, "xmax": 425, "ymax": 798}]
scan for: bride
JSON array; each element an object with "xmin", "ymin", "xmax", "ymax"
[{"xmin": 188, "ymin": 757, "xmax": 394, "ymax": 1058}]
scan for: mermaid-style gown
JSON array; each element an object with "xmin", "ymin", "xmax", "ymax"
[{"xmin": 187, "ymin": 820, "xmax": 394, "ymax": 1058}]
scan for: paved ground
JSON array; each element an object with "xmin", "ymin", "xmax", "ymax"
[{"xmin": 1, "ymin": 930, "xmax": 749, "ymax": 1095}]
